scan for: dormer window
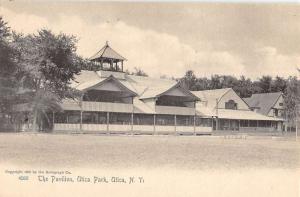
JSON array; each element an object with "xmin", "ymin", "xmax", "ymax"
[{"xmin": 225, "ymin": 100, "xmax": 238, "ymax": 110}]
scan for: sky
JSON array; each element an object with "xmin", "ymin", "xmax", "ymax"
[{"xmin": 0, "ymin": 1, "xmax": 300, "ymax": 79}]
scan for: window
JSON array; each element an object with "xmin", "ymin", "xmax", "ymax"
[
  {"xmin": 54, "ymin": 112, "xmax": 67, "ymax": 123},
  {"xmin": 156, "ymin": 115, "xmax": 175, "ymax": 126},
  {"xmin": 133, "ymin": 114, "xmax": 154, "ymax": 125},
  {"xmin": 279, "ymin": 103, "xmax": 283, "ymax": 106},
  {"xmin": 82, "ymin": 112, "xmax": 107, "ymax": 124},
  {"xmin": 67, "ymin": 111, "xmax": 81, "ymax": 124},
  {"xmin": 54, "ymin": 111, "xmax": 81, "ymax": 124},
  {"xmin": 225, "ymin": 100, "xmax": 238, "ymax": 110},
  {"xmin": 258, "ymin": 120, "xmax": 269, "ymax": 127},
  {"xmin": 176, "ymin": 115, "xmax": 194, "ymax": 126},
  {"xmin": 274, "ymin": 109, "xmax": 278, "ymax": 116},
  {"xmin": 195, "ymin": 117, "xmax": 212, "ymax": 127},
  {"xmin": 109, "ymin": 113, "xmax": 131, "ymax": 125},
  {"xmin": 240, "ymin": 120, "xmax": 249, "ymax": 127},
  {"xmin": 82, "ymin": 112, "xmax": 98, "ymax": 124},
  {"xmin": 249, "ymin": 120, "xmax": 257, "ymax": 127}
]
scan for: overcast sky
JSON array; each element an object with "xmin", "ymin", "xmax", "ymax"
[{"xmin": 0, "ymin": 2, "xmax": 299, "ymax": 79}]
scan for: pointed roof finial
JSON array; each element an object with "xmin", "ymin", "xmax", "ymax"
[{"xmin": 89, "ymin": 41, "xmax": 126, "ymax": 61}]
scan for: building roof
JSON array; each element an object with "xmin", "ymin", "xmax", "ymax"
[
  {"xmin": 72, "ymin": 70, "xmax": 198, "ymax": 100},
  {"xmin": 192, "ymin": 88, "xmax": 232, "ymax": 109},
  {"xmin": 89, "ymin": 42, "xmax": 126, "ymax": 61},
  {"xmin": 196, "ymin": 106, "xmax": 216, "ymax": 117},
  {"xmin": 67, "ymin": 70, "xmax": 200, "ymax": 114},
  {"xmin": 67, "ymin": 72, "xmax": 283, "ymax": 121},
  {"xmin": 243, "ymin": 92, "xmax": 282, "ymax": 115},
  {"xmin": 139, "ymin": 83, "xmax": 199, "ymax": 100},
  {"xmin": 217, "ymin": 109, "xmax": 282, "ymax": 121},
  {"xmin": 71, "ymin": 70, "xmax": 177, "ymax": 96}
]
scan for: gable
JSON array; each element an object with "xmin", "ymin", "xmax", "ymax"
[
  {"xmin": 244, "ymin": 92, "xmax": 282, "ymax": 115},
  {"xmin": 93, "ymin": 80, "xmax": 122, "ymax": 91},
  {"xmin": 218, "ymin": 89, "xmax": 249, "ymax": 110},
  {"xmin": 273, "ymin": 95, "xmax": 284, "ymax": 109},
  {"xmin": 163, "ymin": 87, "xmax": 190, "ymax": 97},
  {"xmin": 84, "ymin": 76, "xmax": 137, "ymax": 98}
]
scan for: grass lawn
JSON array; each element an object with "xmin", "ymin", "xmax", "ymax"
[
  {"xmin": 0, "ymin": 133, "xmax": 299, "ymax": 197},
  {"xmin": 0, "ymin": 132, "xmax": 298, "ymax": 169}
]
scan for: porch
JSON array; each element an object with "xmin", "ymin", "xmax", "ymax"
[{"xmin": 53, "ymin": 112, "xmax": 212, "ymax": 135}]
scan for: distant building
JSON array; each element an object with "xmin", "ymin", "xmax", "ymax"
[
  {"xmin": 243, "ymin": 92, "xmax": 285, "ymax": 119},
  {"xmin": 243, "ymin": 92, "xmax": 285, "ymax": 131},
  {"xmin": 192, "ymin": 88, "xmax": 283, "ymax": 132}
]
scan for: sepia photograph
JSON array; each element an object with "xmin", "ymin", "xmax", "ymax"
[{"xmin": 0, "ymin": 1, "xmax": 299, "ymax": 197}]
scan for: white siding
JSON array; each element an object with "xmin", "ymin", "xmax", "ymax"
[
  {"xmin": 93, "ymin": 81, "xmax": 122, "ymax": 91},
  {"xmin": 164, "ymin": 88, "xmax": 187, "ymax": 97},
  {"xmin": 195, "ymin": 126, "xmax": 212, "ymax": 133},
  {"xmin": 155, "ymin": 106, "xmax": 196, "ymax": 115},
  {"xmin": 82, "ymin": 101, "xmax": 133, "ymax": 113},
  {"xmin": 218, "ymin": 89, "xmax": 249, "ymax": 110},
  {"xmin": 268, "ymin": 95, "xmax": 284, "ymax": 117},
  {"xmin": 142, "ymin": 98, "xmax": 156, "ymax": 110}
]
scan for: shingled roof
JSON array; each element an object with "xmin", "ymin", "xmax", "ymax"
[
  {"xmin": 89, "ymin": 42, "xmax": 126, "ymax": 61},
  {"xmin": 243, "ymin": 92, "xmax": 282, "ymax": 116},
  {"xmin": 192, "ymin": 88, "xmax": 232, "ymax": 109}
]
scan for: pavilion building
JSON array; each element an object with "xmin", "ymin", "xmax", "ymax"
[
  {"xmin": 53, "ymin": 42, "xmax": 213, "ymax": 134},
  {"xmin": 15, "ymin": 42, "xmax": 284, "ymax": 134}
]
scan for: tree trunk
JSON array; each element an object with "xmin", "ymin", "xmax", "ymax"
[{"xmin": 32, "ymin": 109, "xmax": 38, "ymax": 132}]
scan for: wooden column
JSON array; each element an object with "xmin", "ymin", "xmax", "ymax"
[
  {"xmin": 131, "ymin": 102, "xmax": 134, "ymax": 135},
  {"xmin": 80, "ymin": 96, "xmax": 83, "ymax": 133},
  {"xmin": 121, "ymin": 61, "xmax": 124, "ymax": 72},
  {"xmin": 193, "ymin": 114, "xmax": 196, "ymax": 136},
  {"xmin": 131, "ymin": 113, "xmax": 134, "ymax": 136},
  {"xmin": 110, "ymin": 59, "xmax": 113, "ymax": 70},
  {"xmin": 174, "ymin": 115, "xmax": 177, "ymax": 135},
  {"xmin": 107, "ymin": 112, "xmax": 110, "ymax": 135},
  {"xmin": 215, "ymin": 99, "xmax": 219, "ymax": 131},
  {"xmin": 52, "ymin": 111, "xmax": 55, "ymax": 131},
  {"xmin": 153, "ymin": 114, "xmax": 156, "ymax": 135},
  {"xmin": 100, "ymin": 59, "xmax": 103, "ymax": 70},
  {"xmin": 80, "ymin": 111, "xmax": 83, "ymax": 133}
]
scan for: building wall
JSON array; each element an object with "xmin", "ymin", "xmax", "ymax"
[
  {"xmin": 218, "ymin": 89, "xmax": 249, "ymax": 110},
  {"xmin": 93, "ymin": 81, "xmax": 122, "ymax": 91},
  {"xmin": 53, "ymin": 123, "xmax": 212, "ymax": 134},
  {"xmin": 267, "ymin": 95, "xmax": 285, "ymax": 118},
  {"xmin": 164, "ymin": 88, "xmax": 187, "ymax": 97},
  {"xmin": 142, "ymin": 98, "xmax": 156, "ymax": 110}
]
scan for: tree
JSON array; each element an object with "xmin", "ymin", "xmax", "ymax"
[
  {"xmin": 180, "ymin": 70, "xmax": 198, "ymax": 90},
  {"xmin": 194, "ymin": 77, "xmax": 210, "ymax": 91},
  {"xmin": 0, "ymin": 17, "xmax": 18, "ymax": 129},
  {"xmin": 258, "ymin": 76, "xmax": 272, "ymax": 93},
  {"xmin": 220, "ymin": 75, "xmax": 239, "ymax": 89},
  {"xmin": 271, "ymin": 76, "xmax": 287, "ymax": 93},
  {"xmin": 131, "ymin": 67, "xmax": 148, "ymax": 77},
  {"xmin": 284, "ymin": 76, "xmax": 300, "ymax": 130},
  {"xmin": 210, "ymin": 75, "xmax": 222, "ymax": 89},
  {"xmin": 235, "ymin": 76, "xmax": 253, "ymax": 98},
  {"xmin": 14, "ymin": 29, "xmax": 81, "ymax": 131}
]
